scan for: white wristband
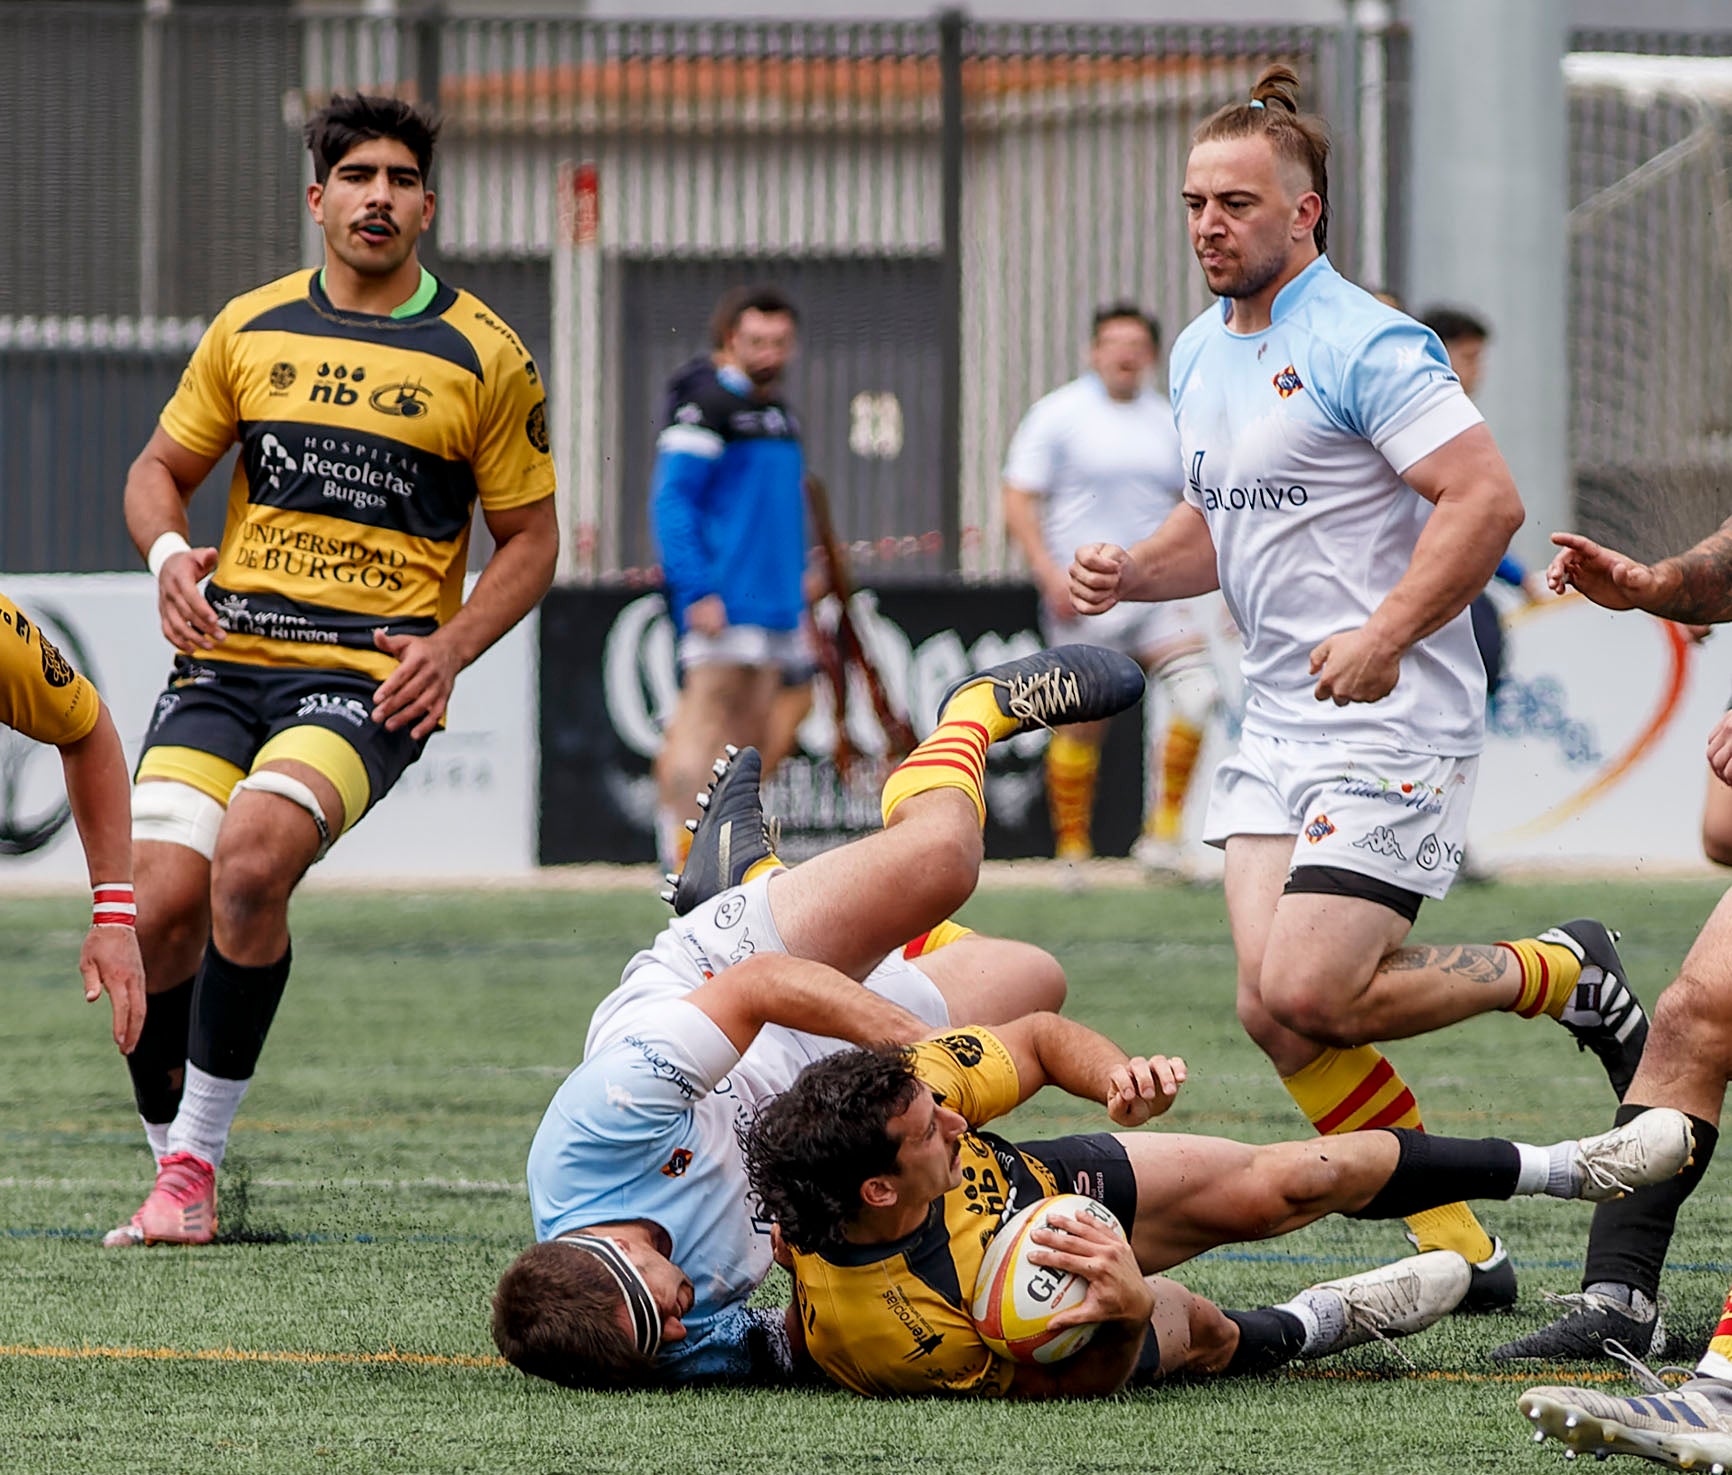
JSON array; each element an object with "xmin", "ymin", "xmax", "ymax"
[{"xmin": 147, "ymin": 531, "xmax": 193, "ymax": 579}]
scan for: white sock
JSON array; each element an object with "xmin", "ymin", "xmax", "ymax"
[
  {"xmin": 1278, "ymin": 1288, "xmax": 1343, "ymax": 1357},
  {"xmin": 1697, "ymin": 1350, "xmax": 1732, "ymax": 1384},
  {"xmin": 141, "ymin": 1118, "xmax": 172, "ymax": 1165},
  {"xmin": 165, "ymin": 1064, "xmax": 249, "ymax": 1170},
  {"xmin": 1513, "ymin": 1142, "xmax": 1552, "ymax": 1195}
]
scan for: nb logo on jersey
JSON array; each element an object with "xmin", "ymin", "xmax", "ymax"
[{"xmin": 310, "ymin": 362, "xmax": 367, "ymax": 406}]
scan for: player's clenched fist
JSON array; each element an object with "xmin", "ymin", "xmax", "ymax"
[
  {"xmin": 1069, "ymin": 543, "xmax": 1135, "ymax": 617},
  {"xmin": 1107, "ymin": 1054, "xmax": 1186, "ymax": 1126}
]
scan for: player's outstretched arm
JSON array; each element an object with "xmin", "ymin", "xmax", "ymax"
[
  {"xmin": 1549, "ymin": 517, "xmax": 1732, "ymax": 625},
  {"xmin": 373, "ymin": 495, "xmax": 558, "ymax": 739},
  {"xmin": 58, "ymin": 705, "xmax": 145, "ymax": 1054},
  {"xmin": 688, "ymin": 953, "xmax": 929, "ymax": 1056},
  {"xmin": 1005, "ymin": 1213, "xmax": 1155, "ymax": 1400},
  {"xmin": 125, "ymin": 426, "xmax": 225, "ymax": 653},
  {"xmin": 1070, "ymin": 502, "xmax": 1219, "ymax": 616},
  {"xmin": 989, "ymin": 1012, "xmax": 1184, "ymax": 1124},
  {"xmin": 1312, "ymin": 424, "xmax": 1522, "ymax": 706}
]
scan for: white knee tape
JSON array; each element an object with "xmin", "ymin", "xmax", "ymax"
[
  {"xmin": 1157, "ymin": 651, "xmax": 1220, "ymax": 729},
  {"xmin": 232, "ymin": 770, "xmax": 334, "ymax": 860},
  {"xmin": 132, "ymin": 782, "xmax": 226, "ymax": 861}
]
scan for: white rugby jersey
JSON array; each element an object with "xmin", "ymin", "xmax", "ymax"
[
  {"xmin": 1002, "ymin": 372, "xmax": 1185, "ymax": 563},
  {"xmin": 1168, "ymin": 255, "xmax": 1487, "ymax": 754}
]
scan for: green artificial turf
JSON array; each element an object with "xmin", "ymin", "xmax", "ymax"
[{"xmin": 1, "ymin": 877, "xmax": 1726, "ymax": 1473}]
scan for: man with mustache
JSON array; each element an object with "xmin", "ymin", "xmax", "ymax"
[
  {"xmin": 107, "ymin": 93, "xmax": 558, "ymax": 1246},
  {"xmin": 1069, "ymin": 63, "xmax": 1644, "ymax": 1310}
]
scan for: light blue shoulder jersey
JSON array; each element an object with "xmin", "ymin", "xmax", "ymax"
[
  {"xmin": 1167, "ymin": 254, "xmax": 1488, "ymax": 754},
  {"xmin": 526, "ymin": 998, "xmax": 784, "ymax": 1384}
]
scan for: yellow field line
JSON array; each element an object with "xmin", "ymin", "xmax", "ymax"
[
  {"xmin": 0, "ymin": 1343, "xmax": 505, "ymax": 1370},
  {"xmin": 0, "ymin": 1342, "xmax": 1638, "ymax": 1388}
]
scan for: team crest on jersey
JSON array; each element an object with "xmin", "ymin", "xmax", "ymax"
[
  {"xmin": 368, "ymin": 378, "xmax": 433, "ymax": 418},
  {"xmin": 1303, "ymin": 813, "xmax": 1335, "ymax": 844},
  {"xmin": 660, "ymin": 1148, "xmax": 694, "ymax": 1178},
  {"xmin": 525, "ymin": 400, "xmax": 549, "ymax": 453},
  {"xmin": 269, "ymin": 361, "xmax": 297, "ymax": 392},
  {"xmin": 37, "ymin": 633, "xmax": 74, "ymax": 688},
  {"xmin": 1272, "ymin": 364, "xmax": 1305, "ymax": 398}
]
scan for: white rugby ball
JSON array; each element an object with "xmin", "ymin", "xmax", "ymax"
[{"xmin": 969, "ymin": 1193, "xmax": 1127, "ymax": 1364}]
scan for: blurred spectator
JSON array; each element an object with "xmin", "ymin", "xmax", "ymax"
[
  {"xmin": 650, "ymin": 285, "xmax": 808, "ymax": 871},
  {"xmin": 1001, "ymin": 304, "xmax": 1221, "ymax": 879}
]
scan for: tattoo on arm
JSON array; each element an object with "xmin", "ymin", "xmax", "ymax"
[
  {"xmin": 1377, "ymin": 944, "xmax": 1510, "ymax": 984},
  {"xmin": 1655, "ymin": 523, "xmax": 1732, "ymax": 625}
]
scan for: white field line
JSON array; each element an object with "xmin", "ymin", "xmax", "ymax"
[{"xmin": 0, "ymin": 1176, "xmax": 522, "ymax": 1193}]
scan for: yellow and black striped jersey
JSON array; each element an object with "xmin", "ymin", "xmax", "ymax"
[
  {"xmin": 161, "ymin": 268, "xmax": 555, "ymax": 681},
  {"xmin": 789, "ymin": 1029, "xmax": 1060, "ymax": 1398},
  {"xmin": 0, "ymin": 590, "xmax": 100, "ymax": 747}
]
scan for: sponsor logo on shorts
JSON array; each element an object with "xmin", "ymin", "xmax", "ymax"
[
  {"xmin": 152, "ymin": 692, "xmax": 181, "ymax": 728},
  {"xmin": 660, "ymin": 1148, "xmax": 694, "ymax": 1178},
  {"xmin": 676, "ymin": 927, "xmax": 716, "ymax": 979},
  {"xmin": 1333, "ymin": 773, "xmax": 1447, "ymax": 816},
  {"xmin": 1415, "ymin": 833, "xmax": 1463, "ymax": 872},
  {"xmin": 1272, "ymin": 363, "xmax": 1305, "ymax": 397},
  {"xmin": 713, "ymin": 894, "xmax": 747, "ymax": 929},
  {"xmin": 295, "ymin": 692, "xmax": 369, "ymax": 728},
  {"xmin": 1073, "ymin": 1170, "xmax": 1106, "ymax": 1200},
  {"xmin": 1304, "ymin": 813, "xmax": 1335, "ymax": 844},
  {"xmin": 1352, "ymin": 825, "xmax": 1408, "ymax": 861}
]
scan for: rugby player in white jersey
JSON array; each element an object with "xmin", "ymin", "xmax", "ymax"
[
  {"xmin": 1069, "ymin": 63, "xmax": 1646, "ymax": 1311},
  {"xmin": 491, "ymin": 645, "xmax": 1146, "ymax": 1387},
  {"xmin": 1002, "ymin": 305, "xmax": 1221, "ymax": 876}
]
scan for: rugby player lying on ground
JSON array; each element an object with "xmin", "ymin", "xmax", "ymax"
[
  {"xmin": 742, "ymin": 1025, "xmax": 1696, "ymax": 1399},
  {"xmin": 491, "ymin": 646, "xmax": 1149, "ymax": 1387}
]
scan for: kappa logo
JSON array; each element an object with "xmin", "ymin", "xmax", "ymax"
[
  {"xmin": 1353, "ymin": 825, "xmax": 1408, "ymax": 861},
  {"xmin": 660, "ymin": 1148, "xmax": 694, "ymax": 1179},
  {"xmin": 368, "ymin": 378, "xmax": 433, "ymax": 418},
  {"xmin": 269, "ymin": 361, "xmax": 297, "ymax": 393},
  {"xmin": 1272, "ymin": 364, "xmax": 1305, "ymax": 398},
  {"xmin": 1303, "ymin": 813, "xmax": 1335, "ymax": 844},
  {"xmin": 309, "ymin": 362, "xmax": 367, "ymax": 406}
]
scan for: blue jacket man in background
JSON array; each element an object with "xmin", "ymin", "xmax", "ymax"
[{"xmin": 651, "ymin": 285, "xmax": 809, "ymax": 869}]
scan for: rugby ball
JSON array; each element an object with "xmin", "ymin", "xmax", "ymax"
[{"xmin": 969, "ymin": 1193, "xmax": 1127, "ymax": 1364}]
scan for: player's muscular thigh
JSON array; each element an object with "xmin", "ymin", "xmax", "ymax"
[
  {"xmin": 133, "ymin": 834, "xmax": 212, "ymax": 989},
  {"xmin": 208, "ymin": 761, "xmax": 344, "ymax": 953}
]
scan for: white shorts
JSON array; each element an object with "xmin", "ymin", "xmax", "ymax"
[
  {"xmin": 1202, "ymin": 729, "xmax": 1479, "ymax": 900},
  {"xmin": 1046, "ymin": 598, "xmax": 1207, "ymax": 664},
  {"xmin": 587, "ymin": 872, "xmax": 950, "ymax": 1109},
  {"xmin": 678, "ymin": 625, "xmax": 807, "ymax": 672}
]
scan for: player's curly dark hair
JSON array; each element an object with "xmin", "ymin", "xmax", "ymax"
[
  {"xmin": 304, "ymin": 92, "xmax": 441, "ymax": 185},
  {"xmin": 491, "ymin": 1241, "xmax": 659, "ymax": 1391},
  {"xmin": 1192, "ymin": 62, "xmax": 1331, "ymax": 253},
  {"xmin": 742, "ymin": 1045, "xmax": 922, "ymax": 1254}
]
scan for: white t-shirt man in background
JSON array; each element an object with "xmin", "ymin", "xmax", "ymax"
[
  {"xmin": 1002, "ymin": 305, "xmax": 1222, "ymax": 878},
  {"xmin": 1069, "ymin": 67, "xmax": 1646, "ymax": 1314}
]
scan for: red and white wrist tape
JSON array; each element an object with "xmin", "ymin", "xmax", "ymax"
[{"xmin": 93, "ymin": 883, "xmax": 137, "ymax": 928}]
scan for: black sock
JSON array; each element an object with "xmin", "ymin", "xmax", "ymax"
[
  {"xmin": 188, "ymin": 940, "xmax": 292, "ymax": 1079},
  {"xmin": 124, "ymin": 976, "xmax": 194, "ymax": 1121},
  {"xmin": 1222, "ymin": 1308, "xmax": 1307, "ymax": 1376},
  {"xmin": 1580, "ymin": 1105, "xmax": 1720, "ymax": 1300},
  {"xmin": 1345, "ymin": 1128, "xmax": 1521, "ymax": 1220}
]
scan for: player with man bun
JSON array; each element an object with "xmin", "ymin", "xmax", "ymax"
[{"xmin": 1069, "ymin": 64, "xmax": 1644, "ymax": 1310}]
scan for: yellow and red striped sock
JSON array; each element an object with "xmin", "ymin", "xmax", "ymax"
[
  {"xmin": 1699, "ymin": 1282, "xmax": 1732, "ymax": 1381},
  {"xmin": 1046, "ymin": 731, "xmax": 1099, "ymax": 860},
  {"xmin": 881, "ymin": 721, "xmax": 990, "ymax": 827},
  {"xmin": 1147, "ymin": 719, "xmax": 1204, "ymax": 843},
  {"xmin": 902, "ymin": 919, "xmax": 974, "ymax": 959},
  {"xmin": 1499, "ymin": 937, "xmax": 1584, "ymax": 1018},
  {"xmin": 1283, "ymin": 1044, "xmax": 1496, "ymax": 1264}
]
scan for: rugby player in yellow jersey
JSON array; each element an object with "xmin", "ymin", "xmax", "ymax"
[
  {"xmin": 0, "ymin": 588, "xmax": 144, "ymax": 1054},
  {"xmin": 104, "ymin": 94, "xmax": 558, "ymax": 1247},
  {"xmin": 744, "ymin": 1024, "xmax": 1698, "ymax": 1399}
]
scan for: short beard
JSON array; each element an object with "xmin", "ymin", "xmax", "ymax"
[{"xmin": 1206, "ymin": 244, "xmax": 1289, "ymax": 301}]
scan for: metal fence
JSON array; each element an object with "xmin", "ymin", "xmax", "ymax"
[{"xmin": 0, "ymin": 6, "xmax": 1723, "ymax": 581}]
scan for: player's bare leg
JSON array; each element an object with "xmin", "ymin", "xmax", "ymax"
[
  {"xmin": 760, "ymin": 679, "xmax": 814, "ymax": 774},
  {"xmin": 1108, "ymin": 1115, "xmax": 1694, "ymax": 1276},
  {"xmin": 912, "ymin": 934, "xmax": 1067, "ymax": 1021},
  {"xmin": 105, "ymin": 761, "xmax": 338, "ymax": 1247},
  {"xmin": 1704, "ymin": 766, "xmax": 1732, "ymax": 867},
  {"xmin": 656, "ymin": 662, "xmax": 778, "ymax": 867}
]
